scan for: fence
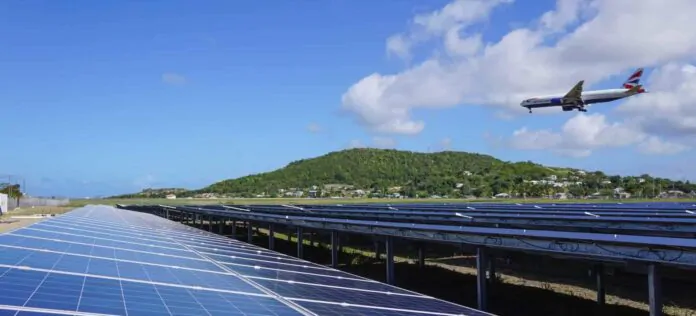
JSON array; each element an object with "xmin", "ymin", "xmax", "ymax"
[{"xmin": 5, "ymin": 196, "xmax": 70, "ymax": 211}]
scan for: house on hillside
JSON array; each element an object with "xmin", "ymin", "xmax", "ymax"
[
  {"xmin": 165, "ymin": 194, "xmax": 176, "ymax": 199},
  {"xmin": 554, "ymin": 192, "xmax": 569, "ymax": 199},
  {"xmin": 613, "ymin": 188, "xmax": 631, "ymax": 199}
]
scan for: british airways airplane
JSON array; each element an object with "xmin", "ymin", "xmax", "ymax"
[{"xmin": 520, "ymin": 68, "xmax": 647, "ymax": 113}]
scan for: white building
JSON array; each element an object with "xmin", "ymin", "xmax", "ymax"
[{"xmin": 0, "ymin": 193, "xmax": 7, "ymax": 214}]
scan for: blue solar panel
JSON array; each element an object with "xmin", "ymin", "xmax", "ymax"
[{"xmin": 0, "ymin": 205, "xmax": 489, "ymax": 316}]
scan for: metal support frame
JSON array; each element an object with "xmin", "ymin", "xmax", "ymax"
[
  {"xmin": 208, "ymin": 216, "xmax": 212, "ymax": 232},
  {"xmin": 188, "ymin": 209, "xmax": 696, "ymax": 267},
  {"xmin": 171, "ymin": 205, "xmax": 696, "ymax": 236},
  {"xmin": 268, "ymin": 224, "xmax": 275, "ymax": 250},
  {"xmin": 331, "ymin": 230, "xmax": 338, "ymax": 268},
  {"xmin": 417, "ymin": 246, "xmax": 425, "ymax": 268},
  {"xmin": 488, "ymin": 255, "xmax": 496, "ymax": 289},
  {"xmin": 296, "ymin": 227, "xmax": 304, "ymax": 259},
  {"xmin": 385, "ymin": 236, "xmax": 395, "ymax": 285},
  {"xmin": 595, "ymin": 264, "xmax": 605, "ymax": 305},
  {"xmin": 477, "ymin": 247, "xmax": 488, "ymax": 311},
  {"xmin": 124, "ymin": 205, "xmax": 696, "ymax": 314},
  {"xmin": 231, "ymin": 221, "xmax": 237, "ymax": 238},
  {"xmin": 247, "ymin": 221, "xmax": 253, "ymax": 242},
  {"xmin": 648, "ymin": 264, "xmax": 662, "ymax": 316},
  {"xmin": 219, "ymin": 219, "xmax": 225, "ymax": 234}
]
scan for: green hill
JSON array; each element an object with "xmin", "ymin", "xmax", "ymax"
[
  {"xmin": 181, "ymin": 148, "xmax": 683, "ymax": 198},
  {"xmin": 200, "ymin": 148, "xmax": 511, "ymax": 196},
  {"xmin": 115, "ymin": 148, "xmax": 695, "ymax": 199},
  {"xmin": 111, "ymin": 187, "xmax": 189, "ymax": 199}
]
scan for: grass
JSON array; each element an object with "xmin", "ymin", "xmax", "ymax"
[{"xmin": 68, "ymin": 196, "xmax": 696, "ymax": 207}]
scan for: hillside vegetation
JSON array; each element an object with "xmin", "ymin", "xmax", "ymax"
[
  {"xmin": 112, "ymin": 148, "xmax": 695, "ymax": 199},
  {"xmin": 112, "ymin": 188, "xmax": 189, "ymax": 199}
]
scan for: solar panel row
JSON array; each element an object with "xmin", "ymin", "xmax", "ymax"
[
  {"xmin": 142, "ymin": 203, "xmax": 696, "ymax": 267},
  {"xmin": 179, "ymin": 206, "xmax": 696, "ymax": 249},
  {"xmin": 0, "ymin": 206, "xmax": 491, "ymax": 316},
  {"xmin": 318, "ymin": 202, "xmax": 696, "ymax": 212},
  {"xmin": 188, "ymin": 203, "xmax": 696, "ymax": 238}
]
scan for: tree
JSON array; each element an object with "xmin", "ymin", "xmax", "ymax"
[{"xmin": 0, "ymin": 183, "xmax": 23, "ymax": 204}]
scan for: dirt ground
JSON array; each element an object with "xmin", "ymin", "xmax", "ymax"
[{"xmin": 0, "ymin": 206, "xmax": 74, "ymax": 233}]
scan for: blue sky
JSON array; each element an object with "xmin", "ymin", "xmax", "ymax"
[{"xmin": 1, "ymin": 0, "xmax": 692, "ymax": 197}]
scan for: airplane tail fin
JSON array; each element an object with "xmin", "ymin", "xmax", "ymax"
[
  {"xmin": 626, "ymin": 84, "xmax": 646, "ymax": 94},
  {"xmin": 622, "ymin": 67, "xmax": 644, "ymax": 89}
]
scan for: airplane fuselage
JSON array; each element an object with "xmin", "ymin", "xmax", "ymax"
[{"xmin": 520, "ymin": 88, "xmax": 635, "ymax": 110}]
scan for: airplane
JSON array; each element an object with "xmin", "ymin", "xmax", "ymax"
[{"xmin": 520, "ymin": 68, "xmax": 647, "ymax": 113}]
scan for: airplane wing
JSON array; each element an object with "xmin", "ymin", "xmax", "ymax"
[{"xmin": 562, "ymin": 80, "xmax": 584, "ymax": 101}]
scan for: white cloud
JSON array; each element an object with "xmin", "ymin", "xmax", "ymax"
[
  {"xmin": 637, "ymin": 137, "xmax": 688, "ymax": 155},
  {"xmin": 509, "ymin": 114, "xmax": 643, "ymax": 157},
  {"xmin": 162, "ymin": 73, "xmax": 187, "ymax": 85},
  {"xmin": 341, "ymin": 0, "xmax": 696, "ymax": 136},
  {"xmin": 346, "ymin": 137, "xmax": 397, "ymax": 149},
  {"xmin": 433, "ymin": 137, "xmax": 453, "ymax": 151},
  {"xmin": 347, "ymin": 139, "xmax": 365, "ymax": 149},
  {"xmin": 616, "ymin": 63, "xmax": 696, "ymax": 138},
  {"xmin": 372, "ymin": 136, "xmax": 397, "ymax": 148},
  {"xmin": 386, "ymin": 35, "xmax": 412, "ymax": 60},
  {"xmin": 307, "ymin": 123, "xmax": 322, "ymax": 133},
  {"xmin": 133, "ymin": 174, "xmax": 157, "ymax": 189}
]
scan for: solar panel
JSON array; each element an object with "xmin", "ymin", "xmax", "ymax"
[{"xmin": 0, "ymin": 205, "xmax": 490, "ymax": 316}]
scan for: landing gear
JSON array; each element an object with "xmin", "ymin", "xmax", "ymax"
[
  {"xmin": 527, "ymin": 106, "xmax": 532, "ymax": 113},
  {"xmin": 575, "ymin": 101, "xmax": 587, "ymax": 112}
]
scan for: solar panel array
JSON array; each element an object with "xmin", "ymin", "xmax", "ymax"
[
  {"xmin": 195, "ymin": 202, "xmax": 696, "ymax": 238},
  {"xmin": 120, "ymin": 201, "xmax": 696, "ymax": 268},
  {"xmin": 0, "ymin": 205, "xmax": 491, "ymax": 316}
]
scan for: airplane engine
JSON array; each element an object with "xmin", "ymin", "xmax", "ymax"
[
  {"xmin": 562, "ymin": 106, "xmax": 574, "ymax": 111},
  {"xmin": 550, "ymin": 98, "xmax": 565, "ymax": 105}
]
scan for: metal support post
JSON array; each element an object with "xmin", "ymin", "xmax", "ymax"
[
  {"xmin": 268, "ymin": 224, "xmax": 275, "ymax": 250},
  {"xmin": 331, "ymin": 231, "xmax": 338, "ymax": 268},
  {"xmin": 296, "ymin": 227, "xmax": 304, "ymax": 259},
  {"xmin": 477, "ymin": 247, "xmax": 488, "ymax": 311},
  {"xmin": 648, "ymin": 264, "xmax": 662, "ymax": 316},
  {"xmin": 417, "ymin": 246, "xmax": 425, "ymax": 268},
  {"xmin": 385, "ymin": 236, "xmax": 395, "ymax": 285},
  {"xmin": 247, "ymin": 222, "xmax": 253, "ymax": 242},
  {"xmin": 488, "ymin": 255, "xmax": 496, "ymax": 289},
  {"xmin": 595, "ymin": 264, "xmax": 605, "ymax": 305}
]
